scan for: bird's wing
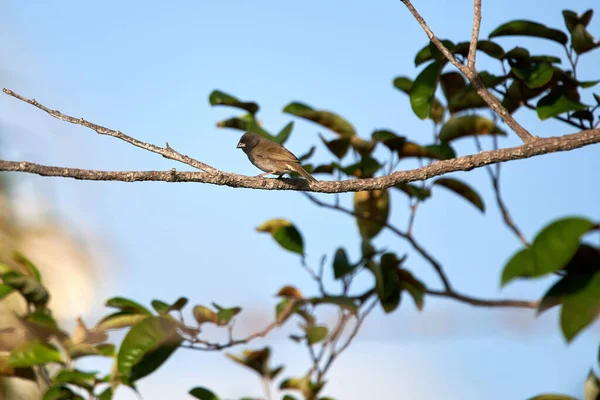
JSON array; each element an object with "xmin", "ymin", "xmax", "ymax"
[{"xmin": 256, "ymin": 141, "xmax": 300, "ymax": 163}]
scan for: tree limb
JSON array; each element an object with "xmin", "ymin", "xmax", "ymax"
[
  {"xmin": 467, "ymin": 0, "xmax": 482, "ymax": 70},
  {"xmin": 426, "ymin": 289, "xmax": 538, "ymax": 308}
]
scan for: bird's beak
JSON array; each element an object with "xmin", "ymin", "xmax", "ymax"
[{"xmin": 236, "ymin": 142, "xmax": 245, "ymax": 149}]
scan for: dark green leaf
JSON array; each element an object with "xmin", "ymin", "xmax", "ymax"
[
  {"xmin": 440, "ymin": 72, "xmax": 466, "ymax": 103},
  {"xmin": 193, "ymin": 305, "xmax": 218, "ymax": 324},
  {"xmin": 320, "ymin": 134, "xmax": 350, "ymax": 159},
  {"xmin": 559, "ymin": 270, "xmax": 600, "ymax": 342},
  {"xmin": 571, "ymin": 110, "xmax": 594, "ymax": 123},
  {"xmin": 216, "ymin": 114, "xmax": 272, "ymax": 138},
  {"xmin": 371, "ymin": 130, "xmax": 407, "ymax": 152},
  {"xmin": 305, "ymin": 325, "xmax": 328, "ymax": 345},
  {"xmin": 433, "ymin": 178, "xmax": 485, "ymax": 212},
  {"xmin": 511, "ymin": 62, "xmax": 554, "ymax": 89},
  {"xmin": 578, "ymin": 80, "xmax": 600, "ymax": 88},
  {"xmin": 2, "ymin": 272, "xmax": 49, "ymax": 308},
  {"xmin": 308, "ymin": 296, "xmax": 358, "ymax": 316},
  {"xmin": 410, "ymin": 62, "xmax": 440, "ymax": 120},
  {"xmin": 283, "ymin": 102, "xmax": 356, "ymax": 137},
  {"xmin": 14, "ymin": 252, "xmax": 41, "ymax": 282},
  {"xmin": 0, "ymin": 283, "xmax": 14, "ymax": 300},
  {"xmin": 226, "ymin": 347, "xmax": 271, "ymax": 377},
  {"xmin": 393, "ymin": 183, "xmax": 431, "ymax": 201},
  {"xmin": 398, "ymin": 269, "xmax": 426, "ymax": 311},
  {"xmin": 571, "ymin": 24, "xmax": 599, "ymax": 55},
  {"xmin": 298, "ymin": 146, "xmax": 316, "ymax": 162},
  {"xmin": 117, "ymin": 316, "xmax": 182, "ymax": 384},
  {"xmin": 532, "ymin": 217, "xmax": 595, "ymax": 276},
  {"xmin": 312, "ymin": 164, "xmax": 336, "ymax": 174},
  {"xmin": 53, "ymin": 369, "xmax": 97, "ymax": 389},
  {"xmin": 595, "ymin": 93, "xmax": 600, "ymax": 105},
  {"xmin": 97, "ymin": 388, "xmax": 113, "ymax": 400},
  {"xmin": 105, "ymin": 297, "xmax": 151, "ymax": 315},
  {"xmin": 439, "ymin": 115, "xmax": 506, "ymax": 142},
  {"xmin": 43, "ymin": 385, "xmax": 83, "ymax": 400},
  {"xmin": 283, "ymin": 396, "xmax": 299, "ymax": 400},
  {"xmin": 453, "ymin": 40, "xmax": 505, "ymax": 59},
  {"xmin": 393, "ymin": 76, "xmax": 413, "ymax": 93},
  {"xmin": 151, "ymin": 300, "xmax": 170, "ymax": 314},
  {"xmin": 371, "ymin": 254, "xmax": 401, "ymax": 313},
  {"xmin": 536, "ymin": 90, "xmax": 587, "ymax": 120},
  {"xmin": 354, "ymin": 189, "xmax": 389, "ymax": 239},
  {"xmin": 9, "ymin": 341, "xmax": 63, "ymax": 367},
  {"xmin": 256, "ymin": 219, "xmax": 304, "ymax": 256},
  {"xmin": 189, "ymin": 387, "xmax": 220, "ymax": 400},
  {"xmin": 563, "ymin": 10, "xmax": 579, "ymax": 32},
  {"xmin": 397, "ymin": 141, "xmax": 456, "ymax": 160},
  {"xmin": 502, "ymin": 248, "xmax": 535, "ymax": 286},
  {"xmin": 333, "ymin": 248, "xmax": 354, "ymax": 279},
  {"xmin": 489, "ymin": 20, "xmax": 568, "ymax": 45},
  {"xmin": 209, "ymin": 90, "xmax": 259, "ymax": 114},
  {"xmin": 275, "ymin": 122, "xmax": 294, "ymax": 144},
  {"xmin": 96, "ymin": 311, "xmax": 149, "ymax": 331},
  {"xmin": 338, "ymin": 156, "xmax": 382, "ymax": 178}
]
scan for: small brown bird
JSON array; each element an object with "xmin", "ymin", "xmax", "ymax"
[{"xmin": 237, "ymin": 132, "xmax": 317, "ymax": 183}]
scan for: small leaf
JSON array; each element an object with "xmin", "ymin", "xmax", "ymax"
[
  {"xmin": 333, "ymin": 248, "xmax": 354, "ymax": 279},
  {"xmin": 208, "ymin": 90, "xmax": 259, "ymax": 114},
  {"xmin": 320, "ymin": 134, "xmax": 351, "ymax": 159},
  {"xmin": 14, "ymin": 252, "xmax": 41, "ymax": 282},
  {"xmin": 257, "ymin": 219, "xmax": 304, "ymax": 256},
  {"xmin": 501, "ymin": 248, "xmax": 535, "ymax": 286},
  {"xmin": 53, "ymin": 369, "xmax": 97, "ymax": 390},
  {"xmin": 117, "ymin": 316, "xmax": 181, "ymax": 384},
  {"xmin": 305, "ymin": 325, "xmax": 328, "ymax": 345},
  {"xmin": 338, "ymin": 156, "xmax": 382, "ymax": 178},
  {"xmin": 349, "ymin": 135, "xmax": 376, "ymax": 157},
  {"xmin": 489, "ymin": 20, "xmax": 568, "ymax": 45},
  {"xmin": 275, "ymin": 298, "xmax": 299, "ymax": 323},
  {"xmin": 151, "ymin": 300, "xmax": 170, "ymax": 315},
  {"xmin": 193, "ymin": 305, "xmax": 218, "ymax": 325},
  {"xmin": 439, "ymin": 115, "xmax": 506, "ymax": 142},
  {"xmin": 371, "ymin": 129, "xmax": 407, "ymax": 152},
  {"xmin": 370, "ymin": 254, "xmax": 402, "ymax": 313},
  {"xmin": 2, "ymin": 272, "xmax": 49, "ymax": 308},
  {"xmin": 353, "ymin": 190, "xmax": 390, "ymax": 240},
  {"xmin": 397, "ymin": 141, "xmax": 456, "ymax": 160},
  {"xmin": 226, "ymin": 347, "xmax": 271, "ymax": 377},
  {"xmin": 9, "ymin": 341, "xmax": 63, "ymax": 367},
  {"xmin": 511, "ymin": 62, "xmax": 555, "ymax": 89},
  {"xmin": 440, "ymin": 72, "xmax": 467, "ymax": 103},
  {"xmin": 189, "ymin": 387, "xmax": 220, "ymax": 400},
  {"xmin": 393, "ymin": 183, "xmax": 431, "ymax": 201},
  {"xmin": 453, "ymin": 40, "xmax": 505, "ymax": 59},
  {"xmin": 410, "ymin": 62, "xmax": 440, "ymax": 120},
  {"xmin": 308, "ymin": 296, "xmax": 358, "ymax": 316},
  {"xmin": 216, "ymin": 307, "xmax": 242, "ymax": 326},
  {"xmin": 96, "ymin": 312, "xmax": 149, "ymax": 331},
  {"xmin": 283, "ymin": 102, "xmax": 356, "ymax": 137},
  {"xmin": 571, "ymin": 24, "xmax": 599, "ymax": 55},
  {"xmin": 433, "ymin": 178, "xmax": 485, "ymax": 212},
  {"xmin": 298, "ymin": 146, "xmax": 316, "ymax": 162},
  {"xmin": 398, "ymin": 269, "xmax": 426, "ymax": 311},
  {"xmin": 393, "ymin": 76, "xmax": 413, "ymax": 93},
  {"xmin": 0, "ymin": 283, "xmax": 14, "ymax": 300},
  {"xmin": 43, "ymin": 385, "xmax": 83, "ymax": 400},
  {"xmin": 277, "ymin": 285, "xmax": 304, "ymax": 299},
  {"xmin": 560, "ymin": 270, "xmax": 600, "ymax": 342},
  {"xmin": 105, "ymin": 297, "xmax": 151, "ymax": 315},
  {"xmin": 536, "ymin": 90, "xmax": 587, "ymax": 120},
  {"xmin": 275, "ymin": 121, "xmax": 294, "ymax": 144}
]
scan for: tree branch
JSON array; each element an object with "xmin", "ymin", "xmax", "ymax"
[
  {"xmin": 467, "ymin": 0, "xmax": 482, "ymax": 70},
  {"xmin": 1, "ymin": 127, "xmax": 598, "ymax": 192},
  {"xmin": 399, "ymin": 0, "xmax": 535, "ymax": 143},
  {"xmin": 426, "ymin": 289, "xmax": 538, "ymax": 308}
]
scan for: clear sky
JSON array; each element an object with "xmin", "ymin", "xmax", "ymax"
[{"xmin": 1, "ymin": 0, "xmax": 599, "ymax": 399}]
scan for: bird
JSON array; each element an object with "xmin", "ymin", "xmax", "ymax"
[{"xmin": 236, "ymin": 132, "xmax": 318, "ymax": 183}]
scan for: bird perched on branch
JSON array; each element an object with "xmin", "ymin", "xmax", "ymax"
[{"xmin": 237, "ymin": 132, "xmax": 318, "ymax": 183}]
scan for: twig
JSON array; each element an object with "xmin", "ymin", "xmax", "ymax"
[
  {"xmin": 398, "ymin": 0, "xmax": 535, "ymax": 143},
  {"xmin": 426, "ymin": 289, "xmax": 538, "ymax": 308},
  {"xmin": 181, "ymin": 299, "xmax": 298, "ymax": 351},
  {"xmin": 467, "ymin": 0, "xmax": 482, "ymax": 70}
]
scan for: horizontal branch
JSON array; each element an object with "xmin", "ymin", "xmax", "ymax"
[
  {"xmin": 1, "ymin": 128, "xmax": 598, "ymax": 192},
  {"xmin": 426, "ymin": 289, "xmax": 538, "ymax": 308}
]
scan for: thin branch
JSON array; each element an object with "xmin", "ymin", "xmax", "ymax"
[
  {"xmin": 181, "ymin": 299, "xmax": 298, "ymax": 351},
  {"xmin": 398, "ymin": 0, "xmax": 535, "ymax": 143},
  {"xmin": 467, "ymin": 0, "xmax": 482, "ymax": 70},
  {"xmin": 3, "ymin": 89, "xmax": 218, "ymax": 174},
  {"xmin": 426, "ymin": 289, "xmax": 538, "ymax": 308}
]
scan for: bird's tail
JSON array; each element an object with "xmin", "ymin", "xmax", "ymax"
[{"xmin": 294, "ymin": 164, "xmax": 318, "ymax": 183}]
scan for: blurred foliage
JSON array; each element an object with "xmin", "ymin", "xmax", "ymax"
[{"xmin": 1, "ymin": 7, "xmax": 600, "ymax": 400}]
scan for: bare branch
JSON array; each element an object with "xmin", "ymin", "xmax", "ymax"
[
  {"xmin": 468, "ymin": 0, "xmax": 482, "ymax": 70},
  {"xmin": 398, "ymin": 0, "xmax": 535, "ymax": 143},
  {"xmin": 3, "ymin": 88, "xmax": 218, "ymax": 174},
  {"xmin": 426, "ymin": 289, "xmax": 538, "ymax": 308},
  {"xmin": 1, "ymin": 126, "xmax": 598, "ymax": 193}
]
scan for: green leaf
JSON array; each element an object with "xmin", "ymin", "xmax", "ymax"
[
  {"xmin": 453, "ymin": 40, "xmax": 505, "ymax": 59},
  {"xmin": 208, "ymin": 90, "xmax": 259, "ymax": 114},
  {"xmin": 283, "ymin": 396, "xmax": 299, "ymax": 400},
  {"xmin": 559, "ymin": 270, "xmax": 600, "ymax": 342},
  {"xmin": 305, "ymin": 325, "xmax": 328, "ymax": 345},
  {"xmin": 97, "ymin": 388, "xmax": 113, "ymax": 400},
  {"xmin": 333, "ymin": 248, "xmax": 354, "ymax": 279},
  {"xmin": 440, "ymin": 72, "xmax": 467, "ymax": 103},
  {"xmin": 371, "ymin": 254, "xmax": 402, "ymax": 313},
  {"xmin": 308, "ymin": 296, "xmax": 358, "ymax": 316},
  {"xmin": 275, "ymin": 298, "xmax": 299, "ymax": 323},
  {"xmin": 338, "ymin": 156, "xmax": 382, "ymax": 178},
  {"xmin": 536, "ymin": 90, "xmax": 587, "ymax": 120},
  {"xmin": 0, "ymin": 354, "xmax": 36, "ymax": 381},
  {"xmin": 571, "ymin": 24, "xmax": 599, "ymax": 55},
  {"xmin": 14, "ymin": 252, "xmax": 41, "ymax": 282},
  {"xmin": 353, "ymin": 189, "xmax": 390, "ymax": 240},
  {"xmin": 105, "ymin": 297, "xmax": 151, "ymax": 315},
  {"xmin": 533, "ymin": 217, "xmax": 595, "ymax": 276},
  {"xmin": 216, "ymin": 306, "xmax": 242, "ymax": 326},
  {"xmin": 53, "ymin": 369, "xmax": 97, "ymax": 389},
  {"xmin": 0, "ymin": 283, "xmax": 14, "ymax": 300},
  {"xmin": 152, "ymin": 297, "xmax": 188, "ymax": 315},
  {"xmin": 216, "ymin": 114, "xmax": 272, "ymax": 138},
  {"xmin": 117, "ymin": 316, "xmax": 182, "ymax": 384},
  {"xmin": 371, "ymin": 130, "xmax": 407, "ymax": 152},
  {"xmin": 433, "ymin": 178, "xmax": 485, "ymax": 212},
  {"xmin": 193, "ymin": 305, "xmax": 218, "ymax": 324},
  {"xmin": 392, "ymin": 76, "xmax": 413, "ymax": 93},
  {"xmin": 410, "ymin": 62, "xmax": 440, "ymax": 120},
  {"xmin": 489, "ymin": 20, "xmax": 568, "ymax": 45},
  {"xmin": 189, "ymin": 387, "xmax": 220, "ymax": 400},
  {"xmin": 511, "ymin": 62, "xmax": 555, "ymax": 89},
  {"xmin": 563, "ymin": 10, "xmax": 580, "ymax": 32},
  {"xmin": 283, "ymin": 102, "xmax": 356, "ymax": 137},
  {"xmin": 397, "ymin": 141, "xmax": 456, "ymax": 160},
  {"xmin": 393, "ymin": 183, "xmax": 431, "ymax": 201},
  {"xmin": 256, "ymin": 219, "xmax": 304, "ymax": 256},
  {"xmin": 298, "ymin": 146, "xmax": 316, "ymax": 162},
  {"xmin": 226, "ymin": 347, "xmax": 271, "ymax": 377},
  {"xmin": 398, "ymin": 269, "xmax": 426, "ymax": 311},
  {"xmin": 275, "ymin": 121, "xmax": 294, "ymax": 144},
  {"xmin": 502, "ymin": 248, "xmax": 535, "ymax": 286},
  {"xmin": 2, "ymin": 272, "xmax": 49, "ymax": 308},
  {"xmin": 585, "ymin": 370, "xmax": 600, "ymax": 400},
  {"xmin": 96, "ymin": 311, "xmax": 149, "ymax": 331},
  {"xmin": 43, "ymin": 385, "xmax": 84, "ymax": 400},
  {"xmin": 9, "ymin": 341, "xmax": 63, "ymax": 367},
  {"xmin": 320, "ymin": 134, "xmax": 350, "ymax": 159},
  {"xmin": 439, "ymin": 115, "xmax": 506, "ymax": 142}
]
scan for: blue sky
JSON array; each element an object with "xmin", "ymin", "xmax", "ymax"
[{"xmin": 1, "ymin": 0, "xmax": 599, "ymax": 399}]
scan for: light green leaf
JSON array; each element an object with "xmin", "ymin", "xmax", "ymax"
[
  {"xmin": 306, "ymin": 325, "xmax": 328, "ymax": 345},
  {"xmin": 9, "ymin": 341, "xmax": 63, "ymax": 367}
]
